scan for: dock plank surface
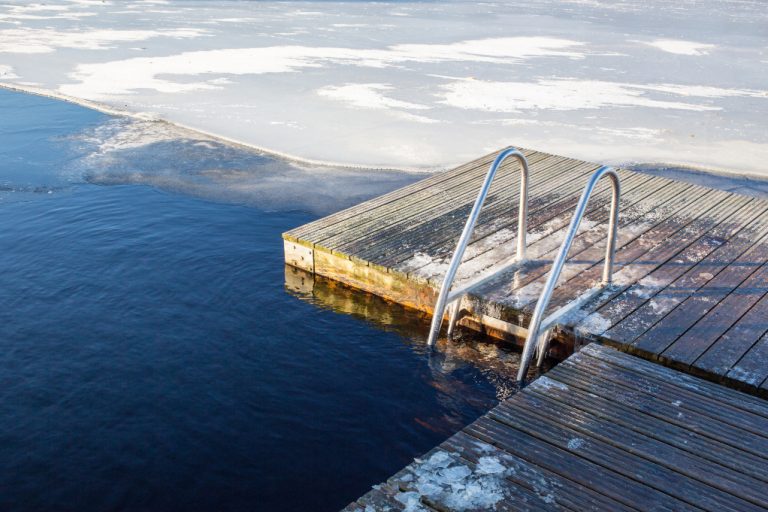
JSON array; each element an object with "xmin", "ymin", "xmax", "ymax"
[
  {"xmin": 342, "ymin": 344, "xmax": 768, "ymax": 512},
  {"xmin": 284, "ymin": 147, "xmax": 768, "ymax": 392}
]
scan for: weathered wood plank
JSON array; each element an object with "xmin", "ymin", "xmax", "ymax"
[
  {"xmin": 367, "ymin": 157, "xmax": 611, "ymax": 257},
  {"xmin": 539, "ymin": 189, "xmax": 744, "ymax": 316},
  {"xmin": 583, "ymin": 200, "xmax": 768, "ymax": 337},
  {"xmin": 553, "ymin": 360, "xmax": 768, "ymax": 458},
  {"xmin": 397, "ymin": 171, "xmax": 665, "ymax": 279},
  {"xmin": 525, "ymin": 369, "xmax": 768, "ymax": 483},
  {"xmin": 501, "ymin": 391, "xmax": 768, "ymax": 509},
  {"xmin": 318, "ymin": 151, "xmax": 554, "ymax": 252},
  {"xmin": 339, "ymin": 154, "xmax": 595, "ymax": 261},
  {"xmin": 466, "ymin": 416, "xmax": 697, "ymax": 511},
  {"xmin": 570, "ymin": 349, "xmax": 768, "ymax": 439},
  {"xmin": 629, "ymin": 235, "xmax": 768, "ymax": 358},
  {"xmin": 603, "ymin": 209, "xmax": 768, "ymax": 345},
  {"xmin": 580, "ymin": 342, "xmax": 768, "ymax": 418},
  {"xmin": 658, "ymin": 242, "xmax": 768, "ymax": 370},
  {"xmin": 287, "ymin": 147, "xmax": 513, "ymax": 241},
  {"xmin": 358, "ymin": 166, "xmax": 600, "ymax": 267},
  {"xmin": 722, "ymin": 330, "xmax": 768, "ymax": 389}
]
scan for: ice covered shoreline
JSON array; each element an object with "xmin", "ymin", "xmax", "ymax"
[
  {"xmin": 0, "ymin": 82, "xmax": 412, "ymax": 172},
  {"xmin": 1, "ymin": 0, "xmax": 767, "ymax": 175}
]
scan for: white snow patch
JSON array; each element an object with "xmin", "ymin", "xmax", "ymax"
[
  {"xmin": 0, "ymin": 64, "xmax": 18, "ymax": 79},
  {"xmin": 567, "ymin": 437, "xmax": 586, "ymax": 450},
  {"xmin": 58, "ymin": 37, "xmax": 584, "ymax": 99},
  {"xmin": 318, "ymin": 83, "xmax": 430, "ymax": 111},
  {"xmin": 0, "ymin": 27, "xmax": 206, "ymax": 54},
  {"xmin": 631, "ymin": 83, "xmax": 766, "ymax": 99},
  {"xmin": 643, "ymin": 39, "xmax": 715, "ymax": 56},
  {"xmin": 388, "ymin": 37, "xmax": 585, "ymax": 63},
  {"xmin": 439, "ymin": 78, "xmax": 724, "ymax": 112}
]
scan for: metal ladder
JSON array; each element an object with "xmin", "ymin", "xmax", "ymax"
[
  {"xmin": 426, "ymin": 147, "xmax": 530, "ymax": 347},
  {"xmin": 426, "ymin": 157, "xmax": 621, "ymax": 384},
  {"xmin": 516, "ymin": 165, "xmax": 620, "ymax": 383}
]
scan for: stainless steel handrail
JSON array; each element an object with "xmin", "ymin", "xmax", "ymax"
[
  {"xmin": 516, "ymin": 165, "xmax": 620, "ymax": 382},
  {"xmin": 426, "ymin": 147, "xmax": 529, "ymax": 346}
]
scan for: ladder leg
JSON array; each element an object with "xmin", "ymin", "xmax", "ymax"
[
  {"xmin": 535, "ymin": 329, "xmax": 553, "ymax": 368},
  {"xmin": 446, "ymin": 299, "xmax": 462, "ymax": 339}
]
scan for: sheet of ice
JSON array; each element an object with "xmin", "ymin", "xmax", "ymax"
[
  {"xmin": 61, "ymin": 115, "xmax": 420, "ymax": 214},
  {"xmin": 1, "ymin": 0, "xmax": 767, "ymax": 175}
]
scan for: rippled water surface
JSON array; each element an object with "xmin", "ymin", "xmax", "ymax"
[{"xmin": 0, "ymin": 89, "xmax": 522, "ymax": 511}]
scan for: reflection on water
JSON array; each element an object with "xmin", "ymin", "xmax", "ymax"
[
  {"xmin": 0, "ymin": 87, "xmax": 518, "ymax": 512},
  {"xmin": 286, "ymin": 265, "xmax": 530, "ymax": 403}
]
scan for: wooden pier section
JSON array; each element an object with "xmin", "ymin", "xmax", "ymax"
[
  {"xmin": 342, "ymin": 344, "xmax": 768, "ymax": 512},
  {"xmin": 284, "ymin": 147, "xmax": 768, "ymax": 395}
]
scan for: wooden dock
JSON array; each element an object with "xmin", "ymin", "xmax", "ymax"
[
  {"xmin": 284, "ymin": 147, "xmax": 768, "ymax": 395},
  {"xmin": 345, "ymin": 344, "xmax": 768, "ymax": 512},
  {"xmin": 342, "ymin": 344, "xmax": 768, "ymax": 512}
]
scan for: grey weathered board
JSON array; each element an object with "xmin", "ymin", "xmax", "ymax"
[
  {"xmin": 342, "ymin": 344, "xmax": 768, "ymax": 512},
  {"xmin": 283, "ymin": 147, "xmax": 768, "ymax": 393}
]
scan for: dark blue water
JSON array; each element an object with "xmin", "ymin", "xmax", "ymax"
[{"xmin": 0, "ymin": 89, "xmax": 520, "ymax": 511}]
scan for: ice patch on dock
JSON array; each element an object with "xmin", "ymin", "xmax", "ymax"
[
  {"xmin": 628, "ymin": 275, "xmax": 665, "ymax": 299},
  {"xmin": 397, "ymin": 450, "xmax": 512, "ymax": 511},
  {"xmin": 575, "ymin": 311, "xmax": 612, "ymax": 336},
  {"xmin": 529, "ymin": 375, "xmax": 570, "ymax": 392}
]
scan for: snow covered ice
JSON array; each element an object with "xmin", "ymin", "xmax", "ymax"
[{"xmin": 1, "ymin": 0, "xmax": 766, "ymax": 175}]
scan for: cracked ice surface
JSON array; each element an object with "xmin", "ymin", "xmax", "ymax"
[{"xmin": 0, "ymin": 0, "xmax": 766, "ymax": 174}]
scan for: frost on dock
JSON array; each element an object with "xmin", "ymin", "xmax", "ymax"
[{"xmin": 286, "ymin": 146, "xmax": 768, "ymax": 392}]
